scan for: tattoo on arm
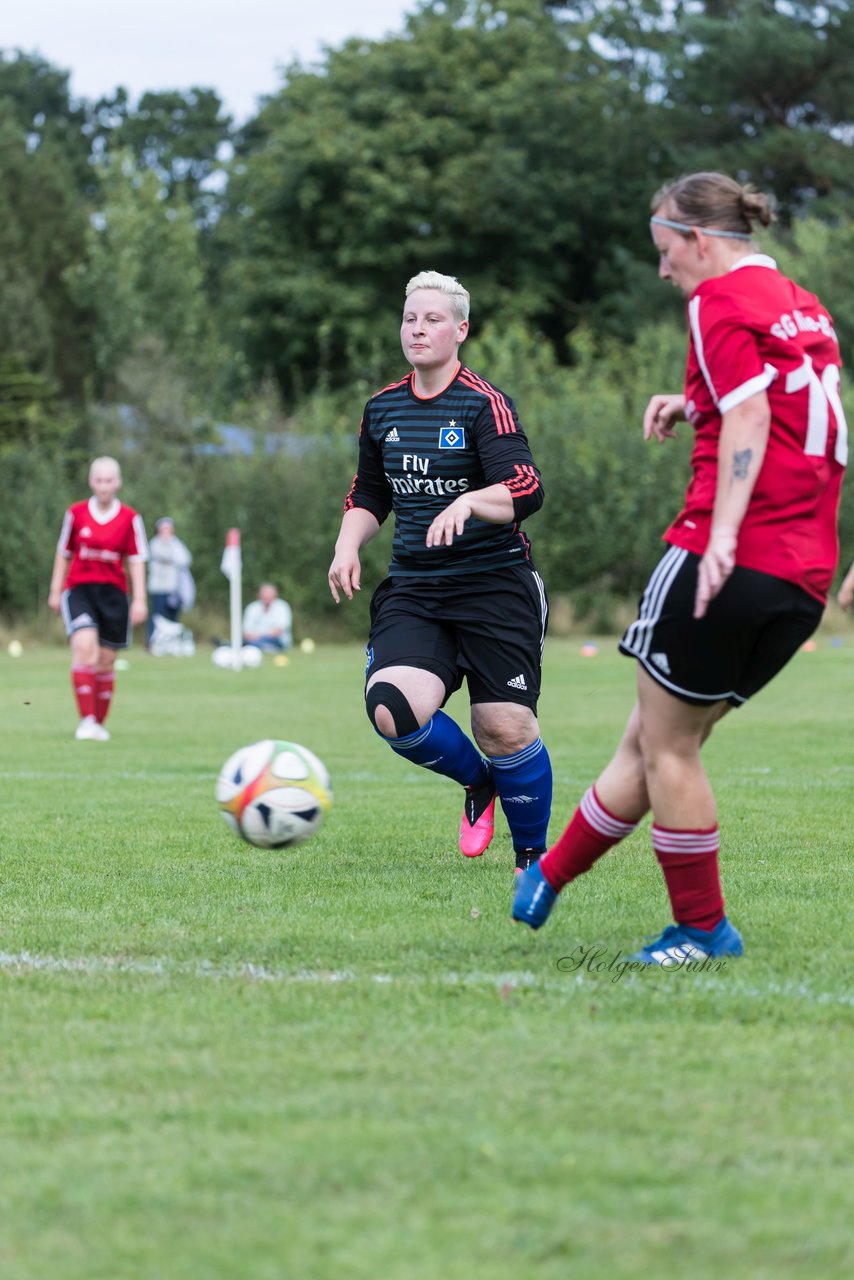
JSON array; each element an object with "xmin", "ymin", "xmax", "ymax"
[{"xmin": 732, "ymin": 448, "xmax": 752, "ymax": 481}]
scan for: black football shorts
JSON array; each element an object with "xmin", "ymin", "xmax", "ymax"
[
  {"xmin": 366, "ymin": 565, "xmax": 549, "ymax": 710},
  {"xmin": 62, "ymin": 583, "xmax": 131, "ymax": 649},
  {"xmin": 620, "ymin": 545, "xmax": 823, "ymax": 706}
]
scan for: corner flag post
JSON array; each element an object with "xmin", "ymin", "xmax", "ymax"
[{"xmin": 220, "ymin": 528, "xmax": 243, "ymax": 670}]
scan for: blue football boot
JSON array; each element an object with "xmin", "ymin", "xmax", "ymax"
[
  {"xmin": 630, "ymin": 916, "xmax": 744, "ymax": 967},
  {"xmin": 511, "ymin": 861, "xmax": 558, "ymax": 930}
]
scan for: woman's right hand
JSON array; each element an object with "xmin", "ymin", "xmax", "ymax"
[
  {"xmin": 643, "ymin": 394, "xmax": 687, "ymax": 442},
  {"xmin": 328, "ymin": 548, "xmax": 362, "ymax": 603}
]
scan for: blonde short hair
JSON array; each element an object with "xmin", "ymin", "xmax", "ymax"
[
  {"xmin": 88, "ymin": 455, "xmax": 121, "ymax": 482},
  {"xmin": 404, "ymin": 271, "xmax": 470, "ymax": 324}
]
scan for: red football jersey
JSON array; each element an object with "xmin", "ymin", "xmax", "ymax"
[
  {"xmin": 665, "ymin": 255, "xmax": 847, "ymax": 602},
  {"xmin": 58, "ymin": 499, "xmax": 149, "ymax": 592}
]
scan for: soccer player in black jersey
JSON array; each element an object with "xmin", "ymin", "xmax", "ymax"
[{"xmin": 328, "ymin": 270, "xmax": 551, "ymax": 871}]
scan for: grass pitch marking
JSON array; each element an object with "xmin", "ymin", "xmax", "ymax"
[{"xmin": 1, "ymin": 949, "xmax": 851, "ymax": 1006}]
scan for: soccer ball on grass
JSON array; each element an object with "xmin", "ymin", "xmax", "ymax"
[{"xmin": 216, "ymin": 739, "xmax": 332, "ymax": 849}]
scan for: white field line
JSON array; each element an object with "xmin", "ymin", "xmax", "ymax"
[
  {"xmin": 0, "ymin": 769, "xmax": 404, "ymax": 783},
  {"xmin": 0, "ymin": 950, "xmax": 851, "ymax": 1006},
  {"xmin": 0, "ymin": 770, "xmax": 211, "ymax": 782},
  {"xmin": 3, "ymin": 766, "xmax": 854, "ymax": 786}
]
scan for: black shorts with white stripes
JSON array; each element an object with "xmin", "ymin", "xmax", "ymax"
[
  {"xmin": 366, "ymin": 565, "xmax": 549, "ymax": 710},
  {"xmin": 619, "ymin": 545, "xmax": 823, "ymax": 706},
  {"xmin": 62, "ymin": 583, "xmax": 131, "ymax": 649}
]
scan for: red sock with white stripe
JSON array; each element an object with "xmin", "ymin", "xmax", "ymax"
[
  {"xmin": 540, "ymin": 786, "xmax": 640, "ymax": 890},
  {"xmin": 651, "ymin": 823, "xmax": 724, "ymax": 932},
  {"xmin": 71, "ymin": 666, "xmax": 97, "ymax": 719},
  {"xmin": 95, "ymin": 671, "xmax": 115, "ymax": 724}
]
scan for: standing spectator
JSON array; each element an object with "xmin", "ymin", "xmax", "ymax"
[
  {"xmin": 242, "ymin": 583, "xmax": 293, "ymax": 652},
  {"xmin": 147, "ymin": 517, "xmax": 194, "ymax": 645},
  {"xmin": 48, "ymin": 456, "xmax": 149, "ymax": 740},
  {"xmin": 513, "ymin": 171, "xmax": 847, "ymax": 961},
  {"xmin": 328, "ymin": 270, "xmax": 551, "ymax": 872}
]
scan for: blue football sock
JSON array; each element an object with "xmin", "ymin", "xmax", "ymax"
[
  {"xmin": 385, "ymin": 710, "xmax": 490, "ymax": 788},
  {"xmin": 490, "ymin": 738, "xmax": 552, "ymax": 853}
]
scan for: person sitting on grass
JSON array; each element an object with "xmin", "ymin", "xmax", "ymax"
[{"xmin": 242, "ymin": 583, "xmax": 293, "ymax": 653}]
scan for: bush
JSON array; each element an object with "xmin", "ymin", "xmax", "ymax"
[{"xmin": 3, "ymin": 316, "xmax": 852, "ymax": 636}]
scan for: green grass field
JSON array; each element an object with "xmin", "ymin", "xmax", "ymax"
[{"xmin": 1, "ymin": 637, "xmax": 852, "ymax": 1280}]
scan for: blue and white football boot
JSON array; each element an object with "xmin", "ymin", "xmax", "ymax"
[
  {"xmin": 630, "ymin": 917, "xmax": 743, "ymax": 966},
  {"xmin": 511, "ymin": 861, "xmax": 558, "ymax": 930}
]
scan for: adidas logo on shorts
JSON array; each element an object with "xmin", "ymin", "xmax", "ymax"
[
  {"xmin": 507, "ymin": 673, "xmax": 528, "ymax": 691},
  {"xmin": 650, "ymin": 652, "xmax": 671, "ymax": 675},
  {"xmin": 385, "ymin": 426, "xmax": 401, "ymax": 443}
]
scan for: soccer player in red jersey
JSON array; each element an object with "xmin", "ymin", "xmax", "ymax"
[
  {"xmin": 514, "ymin": 172, "xmax": 848, "ymax": 963},
  {"xmin": 328, "ymin": 271, "xmax": 551, "ymax": 872},
  {"xmin": 48, "ymin": 456, "xmax": 149, "ymax": 741}
]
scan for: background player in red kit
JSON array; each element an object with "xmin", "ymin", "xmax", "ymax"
[
  {"xmin": 514, "ymin": 171, "xmax": 847, "ymax": 962},
  {"xmin": 48, "ymin": 456, "xmax": 149, "ymax": 740},
  {"xmin": 328, "ymin": 270, "xmax": 551, "ymax": 872}
]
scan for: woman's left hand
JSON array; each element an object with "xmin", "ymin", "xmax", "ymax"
[{"xmin": 426, "ymin": 497, "xmax": 474, "ymax": 548}]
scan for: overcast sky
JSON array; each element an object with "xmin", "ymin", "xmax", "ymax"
[{"xmin": 3, "ymin": 1, "xmax": 418, "ymax": 123}]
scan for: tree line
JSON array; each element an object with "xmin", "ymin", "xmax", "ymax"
[{"xmin": 1, "ymin": 0, "xmax": 853, "ymax": 632}]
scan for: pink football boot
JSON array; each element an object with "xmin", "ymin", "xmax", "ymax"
[{"xmin": 459, "ymin": 779, "xmax": 496, "ymax": 857}]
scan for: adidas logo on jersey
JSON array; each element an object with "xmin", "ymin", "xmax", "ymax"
[
  {"xmin": 507, "ymin": 673, "xmax": 528, "ymax": 690},
  {"xmin": 650, "ymin": 652, "xmax": 671, "ymax": 675},
  {"xmin": 385, "ymin": 426, "xmax": 401, "ymax": 444}
]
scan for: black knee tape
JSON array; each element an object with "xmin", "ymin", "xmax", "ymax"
[{"xmin": 365, "ymin": 681, "xmax": 420, "ymax": 738}]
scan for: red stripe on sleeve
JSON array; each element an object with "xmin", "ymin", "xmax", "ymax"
[
  {"xmin": 504, "ymin": 464, "xmax": 541, "ymax": 496},
  {"xmin": 458, "ymin": 370, "xmax": 516, "ymax": 434}
]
